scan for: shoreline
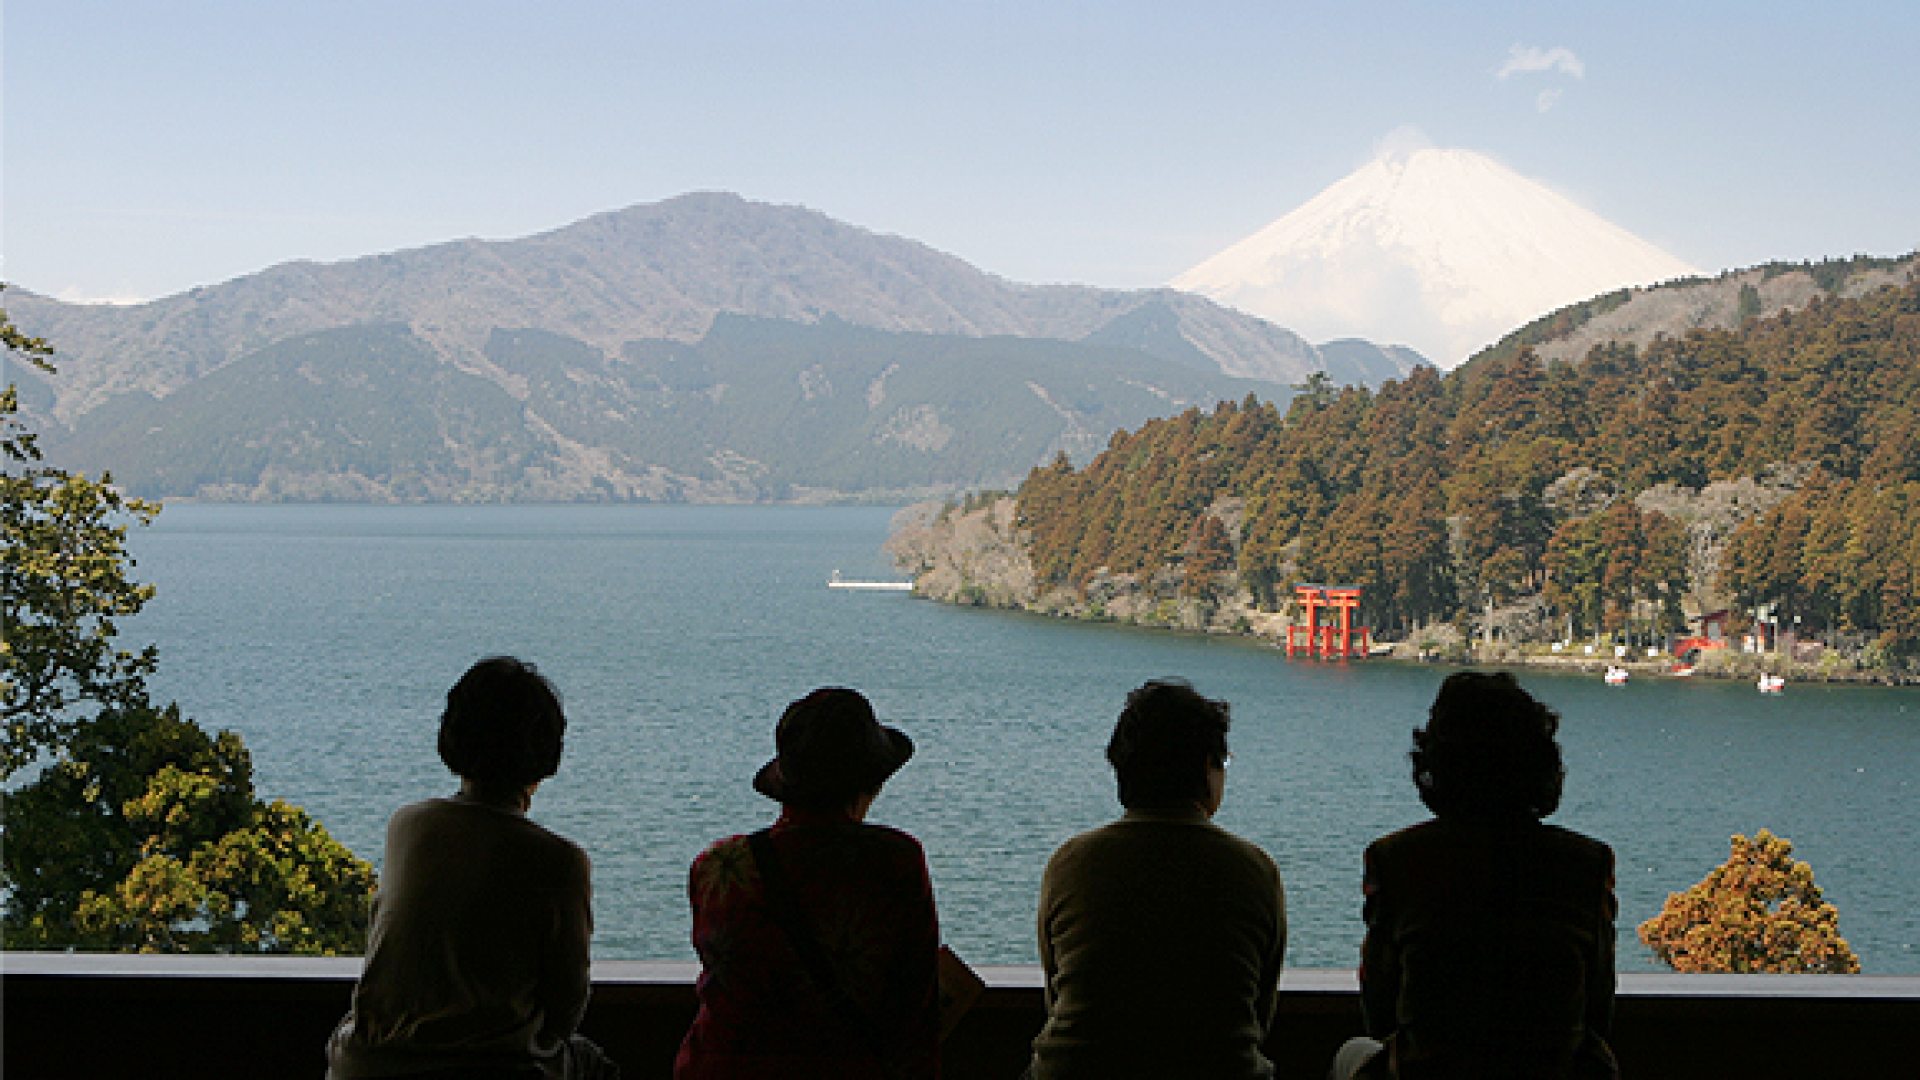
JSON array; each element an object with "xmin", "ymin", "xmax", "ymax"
[
  {"xmin": 884, "ymin": 495, "xmax": 1920, "ymax": 688},
  {"xmin": 1365, "ymin": 645, "xmax": 1920, "ymax": 688}
]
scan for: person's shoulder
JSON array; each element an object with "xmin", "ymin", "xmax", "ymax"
[
  {"xmin": 1206, "ymin": 818, "xmax": 1281, "ymax": 870},
  {"xmin": 1540, "ymin": 822, "xmax": 1614, "ymax": 865},
  {"xmin": 1046, "ymin": 817, "xmax": 1124, "ymax": 860},
  {"xmin": 1367, "ymin": 817, "xmax": 1439, "ymax": 853},
  {"xmin": 853, "ymin": 819, "xmax": 929, "ymax": 861},
  {"xmin": 693, "ymin": 830, "xmax": 744, "ymax": 857},
  {"xmin": 495, "ymin": 811, "xmax": 591, "ymax": 880},
  {"xmin": 691, "ymin": 832, "xmax": 752, "ymax": 873},
  {"xmin": 1367, "ymin": 814, "xmax": 1443, "ymax": 841},
  {"xmin": 384, "ymin": 797, "xmax": 460, "ymax": 838}
]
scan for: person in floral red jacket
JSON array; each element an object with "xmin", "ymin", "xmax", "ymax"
[{"xmin": 674, "ymin": 688, "xmax": 939, "ymax": 1080}]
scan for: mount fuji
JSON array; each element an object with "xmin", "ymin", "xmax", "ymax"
[{"xmin": 1170, "ymin": 149, "xmax": 1699, "ymax": 367}]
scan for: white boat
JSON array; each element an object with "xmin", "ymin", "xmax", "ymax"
[
  {"xmin": 1758, "ymin": 674, "xmax": 1786, "ymax": 693},
  {"xmin": 1604, "ymin": 665, "xmax": 1630, "ymax": 685}
]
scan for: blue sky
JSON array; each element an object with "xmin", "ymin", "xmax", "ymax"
[{"xmin": 5, "ymin": 0, "xmax": 1916, "ymax": 303}]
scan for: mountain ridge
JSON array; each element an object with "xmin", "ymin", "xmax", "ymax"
[
  {"xmin": 40, "ymin": 312, "xmax": 1285, "ymax": 504},
  {"xmin": 7, "ymin": 192, "xmax": 1421, "ymax": 429}
]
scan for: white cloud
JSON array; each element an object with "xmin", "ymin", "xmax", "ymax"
[
  {"xmin": 1536, "ymin": 88, "xmax": 1564, "ymax": 113},
  {"xmin": 53, "ymin": 286, "xmax": 153, "ymax": 306},
  {"xmin": 1498, "ymin": 44, "xmax": 1585, "ymax": 81},
  {"xmin": 1371, "ymin": 124, "xmax": 1435, "ymax": 162}
]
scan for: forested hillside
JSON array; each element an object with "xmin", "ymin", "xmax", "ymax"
[
  {"xmin": 48, "ymin": 315, "xmax": 1273, "ymax": 502},
  {"xmin": 936, "ymin": 270, "xmax": 1919, "ymax": 658}
]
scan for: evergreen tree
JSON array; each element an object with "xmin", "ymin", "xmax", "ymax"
[{"xmin": 2, "ymin": 299, "xmax": 375, "ymax": 953}]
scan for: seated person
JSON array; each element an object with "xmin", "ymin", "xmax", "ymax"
[
  {"xmin": 1332, "ymin": 671, "xmax": 1617, "ymax": 1080},
  {"xmin": 1028, "ymin": 680, "xmax": 1287, "ymax": 1080},
  {"xmin": 327, "ymin": 656, "xmax": 617, "ymax": 1080},
  {"xmin": 674, "ymin": 688, "xmax": 939, "ymax": 1080}
]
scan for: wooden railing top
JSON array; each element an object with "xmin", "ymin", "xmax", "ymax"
[{"xmin": 6, "ymin": 952, "xmax": 1917, "ymax": 1000}]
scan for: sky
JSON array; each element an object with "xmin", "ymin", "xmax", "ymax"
[{"xmin": 4, "ymin": 0, "xmax": 1917, "ymax": 305}]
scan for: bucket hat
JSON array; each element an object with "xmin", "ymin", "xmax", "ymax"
[{"xmin": 753, "ymin": 688, "xmax": 914, "ymax": 805}]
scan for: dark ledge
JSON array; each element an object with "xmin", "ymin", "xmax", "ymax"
[{"xmin": 4, "ymin": 954, "xmax": 1916, "ymax": 1078}]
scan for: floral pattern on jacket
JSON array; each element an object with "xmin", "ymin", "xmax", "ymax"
[{"xmin": 674, "ymin": 806, "xmax": 940, "ymax": 1080}]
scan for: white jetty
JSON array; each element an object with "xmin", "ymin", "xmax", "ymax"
[{"xmin": 827, "ymin": 570, "xmax": 913, "ymax": 592}]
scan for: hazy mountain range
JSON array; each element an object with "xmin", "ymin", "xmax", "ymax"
[
  {"xmin": 1172, "ymin": 148, "xmax": 1700, "ymax": 366},
  {"xmin": 4, "ymin": 193, "xmax": 1436, "ymax": 502},
  {"xmin": 13, "ymin": 179, "xmax": 1894, "ymax": 505},
  {"xmin": 8, "ymin": 192, "xmax": 1418, "ymax": 427},
  {"xmin": 13, "ymin": 193, "xmax": 1420, "ymax": 502}
]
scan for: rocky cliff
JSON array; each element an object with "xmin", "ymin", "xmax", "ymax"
[{"xmin": 886, "ymin": 494, "xmax": 1290, "ymax": 637}]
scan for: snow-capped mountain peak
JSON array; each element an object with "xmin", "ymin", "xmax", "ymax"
[{"xmin": 1170, "ymin": 149, "xmax": 1699, "ymax": 367}]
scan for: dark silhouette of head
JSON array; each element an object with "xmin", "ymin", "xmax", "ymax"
[
  {"xmin": 1411, "ymin": 671, "xmax": 1565, "ymax": 820},
  {"xmin": 754, "ymin": 687, "xmax": 914, "ymax": 810},
  {"xmin": 1107, "ymin": 679, "xmax": 1231, "ymax": 811},
  {"xmin": 438, "ymin": 656, "xmax": 566, "ymax": 788}
]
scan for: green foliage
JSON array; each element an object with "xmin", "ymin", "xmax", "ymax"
[
  {"xmin": 1466, "ymin": 287, "xmax": 1636, "ymax": 369},
  {"xmin": 3, "ymin": 304, "xmax": 162, "ymax": 778},
  {"xmin": 4, "ymin": 702, "xmax": 374, "ymax": 954},
  {"xmin": 1638, "ymin": 830, "xmax": 1860, "ymax": 974},
  {"xmin": 1544, "ymin": 501, "xmax": 1688, "ymax": 640},
  {"xmin": 1289, "ymin": 370, "xmax": 1339, "ymax": 409},
  {"xmin": 1759, "ymin": 251, "xmax": 1916, "ymax": 293},
  {"xmin": 2, "ymin": 301, "xmax": 376, "ymax": 953}
]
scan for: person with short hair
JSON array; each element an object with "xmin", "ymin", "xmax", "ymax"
[
  {"xmin": 1332, "ymin": 671, "xmax": 1618, "ymax": 1080},
  {"xmin": 674, "ymin": 687, "xmax": 939, "ymax": 1080},
  {"xmin": 1027, "ymin": 679, "xmax": 1287, "ymax": 1079},
  {"xmin": 327, "ymin": 656, "xmax": 617, "ymax": 1080}
]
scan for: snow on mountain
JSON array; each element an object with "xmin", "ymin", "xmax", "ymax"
[{"xmin": 1170, "ymin": 149, "xmax": 1699, "ymax": 367}]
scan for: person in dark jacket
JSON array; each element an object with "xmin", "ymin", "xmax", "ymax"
[
  {"xmin": 1332, "ymin": 671, "xmax": 1618, "ymax": 1080},
  {"xmin": 1028, "ymin": 680, "xmax": 1287, "ymax": 1080}
]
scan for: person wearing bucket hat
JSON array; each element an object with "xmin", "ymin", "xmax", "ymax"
[
  {"xmin": 676, "ymin": 688, "xmax": 939, "ymax": 1080},
  {"xmin": 751, "ymin": 687, "xmax": 915, "ymax": 808}
]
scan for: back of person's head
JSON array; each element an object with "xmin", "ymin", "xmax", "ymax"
[
  {"xmin": 1107, "ymin": 679, "xmax": 1231, "ymax": 810},
  {"xmin": 438, "ymin": 656, "xmax": 566, "ymax": 788},
  {"xmin": 1411, "ymin": 670, "xmax": 1564, "ymax": 820}
]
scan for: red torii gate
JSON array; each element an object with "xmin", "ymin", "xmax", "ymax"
[{"xmin": 1286, "ymin": 584, "xmax": 1371, "ymax": 659}]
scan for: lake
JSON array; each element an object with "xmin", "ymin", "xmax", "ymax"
[{"xmin": 122, "ymin": 503, "xmax": 1918, "ymax": 973}]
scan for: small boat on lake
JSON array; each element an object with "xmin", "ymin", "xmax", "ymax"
[
  {"xmin": 1604, "ymin": 666, "xmax": 1630, "ymax": 685},
  {"xmin": 1758, "ymin": 673, "xmax": 1786, "ymax": 693}
]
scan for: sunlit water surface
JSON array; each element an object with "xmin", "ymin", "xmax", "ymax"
[{"xmin": 124, "ymin": 504, "xmax": 1918, "ymax": 972}]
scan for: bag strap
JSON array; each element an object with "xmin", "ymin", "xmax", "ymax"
[{"xmin": 746, "ymin": 829, "xmax": 897, "ymax": 1076}]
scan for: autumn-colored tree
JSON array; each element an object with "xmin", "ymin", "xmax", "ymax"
[{"xmin": 1638, "ymin": 830, "xmax": 1860, "ymax": 974}]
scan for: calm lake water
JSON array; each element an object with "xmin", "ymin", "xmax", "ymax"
[{"xmin": 123, "ymin": 504, "xmax": 1918, "ymax": 973}]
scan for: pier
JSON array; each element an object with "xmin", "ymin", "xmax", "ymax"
[{"xmin": 828, "ymin": 571, "xmax": 913, "ymax": 591}]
